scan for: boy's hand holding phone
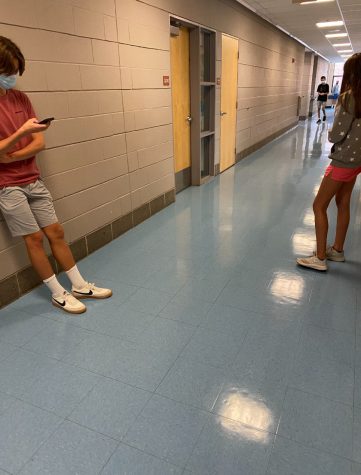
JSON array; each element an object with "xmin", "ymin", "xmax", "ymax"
[{"xmin": 19, "ymin": 117, "xmax": 54, "ymax": 136}]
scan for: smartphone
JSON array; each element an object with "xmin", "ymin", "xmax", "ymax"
[{"xmin": 37, "ymin": 117, "xmax": 54, "ymax": 125}]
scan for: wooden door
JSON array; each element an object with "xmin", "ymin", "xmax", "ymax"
[
  {"xmin": 170, "ymin": 27, "xmax": 191, "ymax": 190},
  {"xmin": 220, "ymin": 35, "xmax": 238, "ymax": 172}
]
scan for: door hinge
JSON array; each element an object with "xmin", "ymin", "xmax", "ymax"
[
  {"xmin": 235, "ymin": 147, "xmax": 237, "ymax": 155},
  {"xmin": 236, "ymin": 101, "xmax": 238, "ymax": 109},
  {"xmin": 237, "ymin": 51, "xmax": 239, "ymax": 59}
]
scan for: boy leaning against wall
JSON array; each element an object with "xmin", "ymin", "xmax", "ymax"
[{"xmin": 0, "ymin": 36, "xmax": 112, "ymax": 314}]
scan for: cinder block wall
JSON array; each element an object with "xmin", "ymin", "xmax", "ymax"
[
  {"xmin": 0, "ymin": 0, "xmax": 305, "ymax": 305},
  {"xmin": 299, "ymin": 52, "xmax": 315, "ymax": 119}
]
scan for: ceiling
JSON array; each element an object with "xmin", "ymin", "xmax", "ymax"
[{"xmin": 236, "ymin": 0, "xmax": 361, "ymax": 62}]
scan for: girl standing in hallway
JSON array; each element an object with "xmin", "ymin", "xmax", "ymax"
[{"xmin": 297, "ymin": 53, "xmax": 361, "ymax": 271}]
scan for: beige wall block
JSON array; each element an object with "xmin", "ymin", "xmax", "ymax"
[
  {"xmin": 98, "ymin": 90, "xmax": 124, "ymax": 114},
  {"xmin": 111, "ymin": 113, "xmax": 126, "ymax": 135},
  {"xmin": 45, "ymin": 114, "xmax": 115, "ymax": 148},
  {"xmin": 124, "ymin": 112, "xmax": 136, "ymax": 133},
  {"xmin": 28, "ymin": 92, "xmax": 69, "ymax": 120},
  {"xmin": 72, "ymin": 0, "xmax": 116, "ymax": 17},
  {"xmin": 67, "ymin": 91, "xmax": 99, "ymax": 117},
  {"xmin": 101, "ymin": 134, "xmax": 127, "ymax": 159},
  {"xmin": 126, "ymin": 124, "xmax": 173, "ymax": 152},
  {"xmin": 120, "ymin": 193, "xmax": 132, "ymax": 215},
  {"xmin": 45, "ymin": 155, "xmax": 128, "ymax": 200},
  {"xmin": 55, "ymin": 176, "xmax": 129, "ymax": 222},
  {"xmin": 35, "ymin": 0, "xmax": 75, "ymax": 34},
  {"xmin": 0, "ymin": 0, "xmax": 38, "ymax": 28},
  {"xmin": 120, "ymin": 68, "xmax": 133, "ymax": 89},
  {"xmin": 39, "ymin": 140, "xmax": 104, "ymax": 177},
  {"xmin": 122, "ymin": 89, "xmax": 171, "ymax": 112},
  {"xmin": 1, "ymin": 26, "xmax": 93, "ymax": 63},
  {"xmin": 92, "ymin": 39, "xmax": 120, "ymax": 66},
  {"xmin": 0, "ymin": 244, "xmax": 30, "ymax": 280},
  {"xmin": 17, "ymin": 62, "xmax": 48, "ymax": 92},
  {"xmin": 104, "ymin": 15, "xmax": 118, "ymax": 41},
  {"xmin": 0, "ymin": 223, "xmax": 21, "ymax": 253},
  {"xmin": 62, "ymin": 198, "xmax": 123, "ymax": 243},
  {"xmin": 117, "ymin": 18, "xmax": 130, "ymax": 43},
  {"xmin": 116, "ymin": 0, "xmax": 169, "ymax": 30},
  {"xmin": 80, "ymin": 65, "xmax": 122, "ymax": 90},
  {"xmin": 131, "ymin": 68, "xmax": 170, "ymax": 89},
  {"xmin": 74, "ymin": 7, "xmax": 105, "ymax": 39},
  {"xmin": 129, "ymin": 107, "xmax": 172, "ymax": 131},
  {"xmin": 127, "ymin": 151, "xmax": 139, "ymax": 172},
  {"xmin": 130, "ymin": 168, "xmax": 149, "ymax": 191},
  {"xmin": 45, "ymin": 63, "xmax": 82, "ymax": 91},
  {"xmin": 137, "ymin": 141, "xmax": 173, "ymax": 168},
  {"xmin": 118, "ymin": 44, "xmax": 170, "ymax": 69},
  {"xmin": 129, "ymin": 23, "xmax": 169, "ymax": 50}
]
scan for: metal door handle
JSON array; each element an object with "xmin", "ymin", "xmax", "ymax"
[
  {"xmin": 186, "ymin": 116, "xmax": 193, "ymax": 123},
  {"xmin": 220, "ymin": 111, "xmax": 227, "ymax": 116}
]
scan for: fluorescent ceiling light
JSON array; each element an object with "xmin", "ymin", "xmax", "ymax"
[
  {"xmin": 316, "ymin": 20, "xmax": 344, "ymax": 28},
  {"xmin": 325, "ymin": 33, "xmax": 348, "ymax": 38},
  {"xmin": 338, "ymin": 49, "xmax": 353, "ymax": 53},
  {"xmin": 332, "ymin": 43, "xmax": 351, "ymax": 47},
  {"xmin": 300, "ymin": 0, "xmax": 334, "ymax": 3}
]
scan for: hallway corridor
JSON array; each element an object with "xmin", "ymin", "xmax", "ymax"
[{"xmin": 0, "ymin": 117, "xmax": 361, "ymax": 475}]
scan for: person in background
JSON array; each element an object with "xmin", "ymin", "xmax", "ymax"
[
  {"xmin": 297, "ymin": 53, "xmax": 361, "ymax": 271},
  {"xmin": 0, "ymin": 36, "xmax": 112, "ymax": 313},
  {"xmin": 316, "ymin": 75, "xmax": 330, "ymax": 124}
]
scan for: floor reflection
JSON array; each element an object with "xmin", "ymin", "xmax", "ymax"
[{"xmin": 217, "ymin": 388, "xmax": 273, "ymax": 443}]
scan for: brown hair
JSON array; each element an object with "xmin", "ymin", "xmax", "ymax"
[
  {"xmin": 340, "ymin": 52, "xmax": 361, "ymax": 118},
  {"xmin": 0, "ymin": 36, "xmax": 25, "ymax": 76}
]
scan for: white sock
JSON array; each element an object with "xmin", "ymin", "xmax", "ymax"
[
  {"xmin": 43, "ymin": 274, "xmax": 66, "ymax": 297},
  {"xmin": 66, "ymin": 265, "xmax": 87, "ymax": 289}
]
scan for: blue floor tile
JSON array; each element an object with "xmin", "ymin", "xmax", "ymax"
[
  {"xmin": 0, "ymin": 399, "xmax": 62, "ymax": 473},
  {"xmin": 289, "ymin": 347, "xmax": 354, "ymax": 405},
  {"xmin": 69, "ymin": 378, "xmax": 151, "ymax": 440},
  {"xmin": 278, "ymin": 388, "xmax": 353, "ymax": 459},
  {"xmin": 100, "ymin": 443, "xmax": 183, "ymax": 475},
  {"xmin": 186, "ymin": 414, "xmax": 274, "ymax": 475},
  {"xmin": 124, "ymin": 394, "xmax": 208, "ymax": 468},
  {"xmin": 267, "ymin": 436, "xmax": 359, "ymax": 475},
  {"xmin": 18, "ymin": 421, "xmax": 118, "ymax": 475}
]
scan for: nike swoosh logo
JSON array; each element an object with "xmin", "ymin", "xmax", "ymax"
[
  {"xmin": 53, "ymin": 298, "xmax": 66, "ymax": 307},
  {"xmin": 74, "ymin": 290, "xmax": 93, "ymax": 296}
]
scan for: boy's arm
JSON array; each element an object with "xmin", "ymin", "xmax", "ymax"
[
  {"xmin": 0, "ymin": 119, "xmax": 48, "ymax": 156},
  {"xmin": 4, "ymin": 132, "xmax": 46, "ymax": 163}
]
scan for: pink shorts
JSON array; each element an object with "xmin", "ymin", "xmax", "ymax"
[{"xmin": 325, "ymin": 164, "xmax": 361, "ymax": 182}]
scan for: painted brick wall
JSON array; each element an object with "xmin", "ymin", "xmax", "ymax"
[
  {"xmin": 0, "ymin": 0, "xmax": 307, "ymax": 284},
  {"xmin": 0, "ymin": 0, "xmax": 175, "ymax": 282}
]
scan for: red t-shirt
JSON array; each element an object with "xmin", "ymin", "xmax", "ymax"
[{"xmin": 0, "ymin": 89, "xmax": 40, "ymax": 187}]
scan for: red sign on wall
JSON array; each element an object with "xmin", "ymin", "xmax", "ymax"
[{"xmin": 163, "ymin": 76, "xmax": 170, "ymax": 86}]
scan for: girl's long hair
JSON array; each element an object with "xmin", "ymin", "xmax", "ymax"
[{"xmin": 340, "ymin": 52, "xmax": 361, "ymax": 118}]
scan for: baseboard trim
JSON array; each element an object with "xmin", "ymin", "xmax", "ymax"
[
  {"xmin": 236, "ymin": 121, "xmax": 299, "ymax": 163},
  {"xmin": 0, "ymin": 189, "xmax": 176, "ymax": 309}
]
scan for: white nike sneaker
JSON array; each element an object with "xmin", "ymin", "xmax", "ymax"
[
  {"xmin": 72, "ymin": 282, "xmax": 113, "ymax": 299},
  {"xmin": 297, "ymin": 255, "xmax": 327, "ymax": 271},
  {"xmin": 52, "ymin": 291, "xmax": 86, "ymax": 314}
]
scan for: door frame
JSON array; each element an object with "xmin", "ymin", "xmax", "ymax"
[{"xmin": 170, "ymin": 15, "xmax": 217, "ymax": 190}]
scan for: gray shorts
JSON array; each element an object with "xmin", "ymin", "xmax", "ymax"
[
  {"xmin": 317, "ymin": 100, "xmax": 326, "ymax": 109},
  {"xmin": 0, "ymin": 180, "xmax": 58, "ymax": 237}
]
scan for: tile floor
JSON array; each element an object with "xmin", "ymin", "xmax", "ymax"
[{"xmin": 1, "ymin": 115, "xmax": 361, "ymax": 474}]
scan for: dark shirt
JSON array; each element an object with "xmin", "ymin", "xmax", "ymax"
[{"xmin": 317, "ymin": 83, "xmax": 330, "ymax": 102}]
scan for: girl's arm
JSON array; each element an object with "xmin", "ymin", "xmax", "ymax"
[{"xmin": 328, "ymin": 101, "xmax": 354, "ymax": 143}]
